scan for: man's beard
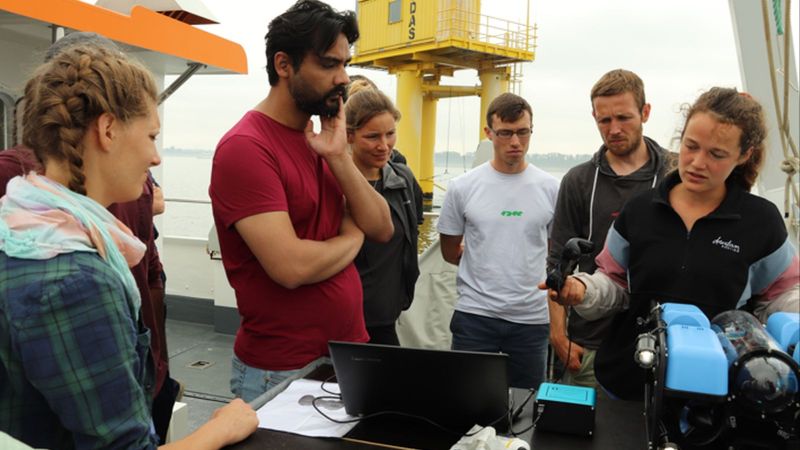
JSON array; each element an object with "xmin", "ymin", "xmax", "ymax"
[
  {"xmin": 290, "ymin": 78, "xmax": 347, "ymax": 117},
  {"xmin": 606, "ymin": 126, "xmax": 643, "ymax": 158}
]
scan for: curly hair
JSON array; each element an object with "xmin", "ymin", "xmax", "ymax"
[
  {"xmin": 681, "ymin": 87, "xmax": 766, "ymax": 190},
  {"xmin": 22, "ymin": 45, "xmax": 157, "ymax": 194}
]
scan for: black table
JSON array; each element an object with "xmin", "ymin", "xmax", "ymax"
[
  {"xmin": 531, "ymin": 393, "xmax": 646, "ymax": 449},
  {"xmin": 226, "ymin": 363, "xmax": 646, "ymax": 450}
]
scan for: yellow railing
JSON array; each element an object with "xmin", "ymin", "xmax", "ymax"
[{"xmin": 436, "ymin": 7, "xmax": 536, "ymax": 53}]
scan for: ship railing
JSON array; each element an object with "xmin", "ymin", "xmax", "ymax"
[
  {"xmin": 161, "ymin": 197, "xmax": 212, "ymax": 241},
  {"xmin": 164, "ymin": 197, "xmax": 210, "ymax": 205},
  {"xmin": 436, "ymin": 7, "xmax": 536, "ymax": 53},
  {"xmin": 161, "ymin": 197, "xmax": 440, "ymax": 239}
]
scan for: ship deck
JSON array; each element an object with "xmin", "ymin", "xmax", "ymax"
[{"xmin": 166, "ymin": 318, "xmax": 236, "ymax": 432}]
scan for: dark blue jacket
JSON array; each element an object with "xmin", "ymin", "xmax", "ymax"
[{"xmin": 355, "ymin": 161, "xmax": 424, "ymax": 326}]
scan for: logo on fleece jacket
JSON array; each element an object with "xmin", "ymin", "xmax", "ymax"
[{"xmin": 712, "ymin": 236, "xmax": 740, "ymax": 253}]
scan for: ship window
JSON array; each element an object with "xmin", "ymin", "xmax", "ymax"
[
  {"xmin": 0, "ymin": 105, "xmax": 5, "ymax": 149},
  {"xmin": 0, "ymin": 91, "xmax": 12, "ymax": 149},
  {"xmin": 388, "ymin": 0, "xmax": 401, "ymax": 23}
]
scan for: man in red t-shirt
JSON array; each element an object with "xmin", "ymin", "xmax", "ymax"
[{"xmin": 209, "ymin": 0, "xmax": 393, "ymax": 402}]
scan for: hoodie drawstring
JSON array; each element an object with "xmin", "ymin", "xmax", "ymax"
[{"xmin": 587, "ymin": 166, "xmax": 600, "ymax": 242}]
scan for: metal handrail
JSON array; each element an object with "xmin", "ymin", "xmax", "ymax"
[
  {"xmin": 164, "ymin": 198, "xmax": 440, "ymax": 215},
  {"xmin": 164, "ymin": 197, "xmax": 211, "ymax": 205},
  {"xmin": 436, "ymin": 7, "xmax": 536, "ymax": 52}
]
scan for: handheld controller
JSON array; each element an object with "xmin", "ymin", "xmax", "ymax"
[{"xmin": 545, "ymin": 237, "xmax": 594, "ymax": 292}]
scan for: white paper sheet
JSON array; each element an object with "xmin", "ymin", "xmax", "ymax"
[{"xmin": 256, "ymin": 378, "xmax": 358, "ymax": 437}]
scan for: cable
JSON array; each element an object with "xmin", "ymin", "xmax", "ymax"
[
  {"xmin": 554, "ymin": 338, "xmax": 573, "ymax": 384},
  {"xmin": 509, "ymin": 403, "xmax": 545, "ymax": 436},
  {"xmin": 444, "ymin": 96, "xmax": 451, "ymax": 174},
  {"xmin": 310, "ymin": 395, "xmax": 361, "ymax": 424},
  {"xmin": 510, "ymin": 388, "xmax": 536, "ymax": 422},
  {"xmin": 553, "ymin": 307, "xmax": 574, "ymax": 384},
  {"xmin": 319, "ymin": 373, "xmax": 339, "ymax": 396}
]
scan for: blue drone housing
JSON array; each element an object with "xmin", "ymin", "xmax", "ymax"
[
  {"xmin": 662, "ymin": 303, "xmax": 710, "ymax": 328},
  {"xmin": 795, "ymin": 342, "xmax": 800, "ymax": 364},
  {"xmin": 766, "ymin": 311, "xmax": 799, "ymax": 354},
  {"xmin": 646, "ymin": 304, "xmax": 799, "ymax": 450},
  {"xmin": 662, "ymin": 303, "xmax": 728, "ymax": 396}
]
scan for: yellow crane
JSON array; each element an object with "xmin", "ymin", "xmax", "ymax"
[{"xmin": 352, "ymin": 0, "xmax": 536, "ymax": 199}]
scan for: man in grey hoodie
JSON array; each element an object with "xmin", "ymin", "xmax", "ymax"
[{"xmin": 547, "ymin": 69, "xmax": 671, "ymax": 387}]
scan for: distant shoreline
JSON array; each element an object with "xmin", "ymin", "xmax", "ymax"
[{"xmin": 162, "ymin": 147, "xmax": 591, "ymax": 171}]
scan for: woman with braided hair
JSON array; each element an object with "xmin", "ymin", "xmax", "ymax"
[{"xmin": 0, "ymin": 45, "xmax": 256, "ymax": 449}]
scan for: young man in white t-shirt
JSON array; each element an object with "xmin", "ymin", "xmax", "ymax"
[{"xmin": 438, "ymin": 93, "xmax": 559, "ymax": 389}]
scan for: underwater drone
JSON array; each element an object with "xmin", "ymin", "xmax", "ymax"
[{"xmin": 638, "ymin": 303, "xmax": 799, "ymax": 450}]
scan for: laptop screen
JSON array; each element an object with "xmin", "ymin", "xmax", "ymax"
[{"xmin": 328, "ymin": 341, "xmax": 510, "ymax": 433}]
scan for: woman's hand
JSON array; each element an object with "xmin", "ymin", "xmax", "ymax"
[
  {"xmin": 538, "ymin": 276, "xmax": 587, "ymax": 306},
  {"xmin": 210, "ymin": 398, "xmax": 258, "ymax": 445}
]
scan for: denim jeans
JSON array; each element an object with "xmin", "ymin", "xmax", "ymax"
[
  {"xmin": 450, "ymin": 310, "xmax": 549, "ymax": 390},
  {"xmin": 230, "ymin": 355, "xmax": 306, "ymax": 403}
]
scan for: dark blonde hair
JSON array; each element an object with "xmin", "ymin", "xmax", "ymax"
[
  {"xmin": 681, "ymin": 87, "xmax": 766, "ymax": 190},
  {"xmin": 347, "ymin": 74, "xmax": 377, "ymax": 91},
  {"xmin": 344, "ymin": 83, "xmax": 401, "ymax": 132},
  {"xmin": 23, "ymin": 45, "xmax": 157, "ymax": 194},
  {"xmin": 591, "ymin": 69, "xmax": 646, "ymax": 112}
]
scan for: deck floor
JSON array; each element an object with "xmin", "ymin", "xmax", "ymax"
[{"xmin": 166, "ymin": 319, "xmax": 236, "ymax": 432}]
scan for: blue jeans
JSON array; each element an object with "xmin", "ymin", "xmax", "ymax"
[
  {"xmin": 450, "ymin": 310, "xmax": 549, "ymax": 390},
  {"xmin": 230, "ymin": 355, "xmax": 305, "ymax": 403}
]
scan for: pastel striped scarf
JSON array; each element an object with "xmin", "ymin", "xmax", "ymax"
[{"xmin": 0, "ymin": 172, "xmax": 144, "ymax": 316}]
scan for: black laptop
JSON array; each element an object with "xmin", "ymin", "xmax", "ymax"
[{"xmin": 328, "ymin": 341, "xmax": 510, "ymax": 435}]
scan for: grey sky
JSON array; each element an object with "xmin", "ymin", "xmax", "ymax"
[{"xmin": 161, "ymin": 0, "xmax": 799, "ymax": 157}]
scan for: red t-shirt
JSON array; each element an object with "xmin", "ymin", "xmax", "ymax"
[
  {"xmin": 210, "ymin": 111, "xmax": 367, "ymax": 371},
  {"xmin": 0, "ymin": 146, "xmax": 41, "ymax": 197}
]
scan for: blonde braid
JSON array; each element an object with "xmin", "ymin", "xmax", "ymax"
[{"xmin": 22, "ymin": 45, "xmax": 157, "ymax": 195}]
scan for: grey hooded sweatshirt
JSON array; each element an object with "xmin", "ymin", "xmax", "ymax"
[{"xmin": 547, "ymin": 136, "xmax": 671, "ymax": 349}]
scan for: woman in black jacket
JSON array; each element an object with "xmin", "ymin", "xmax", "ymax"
[
  {"xmin": 344, "ymin": 82, "xmax": 424, "ymax": 345},
  {"xmin": 542, "ymin": 87, "xmax": 799, "ymax": 400}
]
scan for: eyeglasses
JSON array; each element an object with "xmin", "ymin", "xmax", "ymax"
[{"xmin": 491, "ymin": 127, "xmax": 532, "ymax": 139}]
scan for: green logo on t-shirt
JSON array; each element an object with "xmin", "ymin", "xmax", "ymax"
[{"xmin": 500, "ymin": 210, "xmax": 523, "ymax": 217}]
